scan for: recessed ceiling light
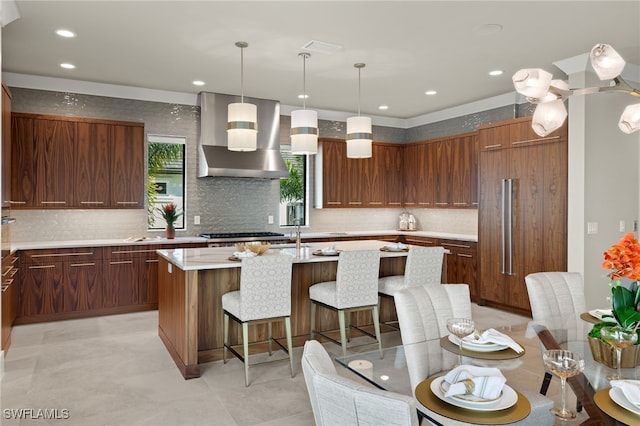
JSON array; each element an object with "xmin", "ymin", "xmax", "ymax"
[
  {"xmin": 475, "ymin": 24, "xmax": 503, "ymax": 36},
  {"xmin": 425, "ymin": 90, "xmax": 437, "ymax": 96},
  {"xmin": 60, "ymin": 63, "xmax": 75, "ymax": 69},
  {"xmin": 489, "ymin": 70, "xmax": 504, "ymax": 76},
  {"xmin": 56, "ymin": 29, "xmax": 75, "ymax": 38},
  {"xmin": 378, "ymin": 105, "xmax": 389, "ymax": 110},
  {"xmin": 297, "ymin": 94, "xmax": 309, "ymax": 99},
  {"xmin": 192, "ymin": 80, "xmax": 205, "ymax": 86}
]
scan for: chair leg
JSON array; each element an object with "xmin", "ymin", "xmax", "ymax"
[
  {"xmin": 346, "ymin": 310, "xmax": 351, "ymax": 342},
  {"xmin": 309, "ymin": 301, "xmax": 316, "ymax": 339},
  {"xmin": 242, "ymin": 322, "xmax": 250, "ymax": 387},
  {"xmin": 223, "ymin": 312, "xmax": 229, "ymax": 364},
  {"xmin": 372, "ymin": 305, "xmax": 383, "ymax": 358},
  {"xmin": 285, "ymin": 316, "xmax": 295, "ymax": 378},
  {"xmin": 338, "ymin": 309, "xmax": 348, "ymax": 358},
  {"xmin": 267, "ymin": 321, "xmax": 273, "ymax": 356},
  {"xmin": 540, "ymin": 371, "xmax": 552, "ymax": 395}
]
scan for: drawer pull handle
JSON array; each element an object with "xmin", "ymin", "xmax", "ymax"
[
  {"xmin": 511, "ymin": 135, "xmax": 560, "ymax": 146},
  {"xmin": 111, "ymin": 249, "xmax": 155, "ymax": 254},
  {"xmin": 348, "ymin": 201, "xmax": 362, "ymax": 205},
  {"xmin": 146, "ymin": 259, "xmax": 159, "ymax": 263},
  {"xmin": 8, "ymin": 201, "xmax": 26, "ymax": 204},
  {"xmin": 29, "ymin": 265, "xmax": 56, "ymax": 269},
  {"xmin": 110, "ymin": 260, "xmax": 134, "ymax": 265},
  {"xmin": 3, "ymin": 278, "xmax": 13, "ymax": 285},
  {"xmin": 441, "ymin": 243, "xmax": 471, "ymax": 249},
  {"xmin": 116, "ymin": 201, "xmax": 139, "ymax": 205},
  {"xmin": 483, "ymin": 143, "xmax": 502, "ymax": 150},
  {"xmin": 31, "ymin": 252, "xmax": 93, "ymax": 258},
  {"xmin": 80, "ymin": 201, "xmax": 105, "ymax": 205},
  {"xmin": 40, "ymin": 201, "xmax": 67, "ymax": 204},
  {"xmin": 457, "ymin": 253, "xmax": 473, "ymax": 258},
  {"xmin": 70, "ymin": 262, "xmax": 96, "ymax": 267}
]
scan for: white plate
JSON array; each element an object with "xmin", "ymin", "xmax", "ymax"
[
  {"xmin": 439, "ymin": 380, "xmax": 502, "ymax": 405},
  {"xmin": 609, "ymin": 387, "xmax": 640, "ymax": 415},
  {"xmin": 589, "ymin": 309, "xmax": 617, "ymax": 322},
  {"xmin": 382, "ymin": 245, "xmax": 409, "ymax": 252},
  {"xmin": 448, "ymin": 334, "xmax": 509, "ymax": 352},
  {"xmin": 430, "ymin": 376, "xmax": 518, "ymax": 411}
]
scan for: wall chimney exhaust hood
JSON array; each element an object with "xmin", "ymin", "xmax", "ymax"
[{"xmin": 198, "ymin": 92, "xmax": 288, "ymax": 179}]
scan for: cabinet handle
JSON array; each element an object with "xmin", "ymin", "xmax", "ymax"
[
  {"xmin": 31, "ymin": 252, "xmax": 93, "ymax": 258},
  {"xmin": 388, "ymin": 202, "xmax": 402, "ymax": 205},
  {"xmin": 348, "ymin": 201, "xmax": 362, "ymax": 205},
  {"xmin": 483, "ymin": 143, "xmax": 502, "ymax": 150},
  {"xmin": 9, "ymin": 268, "xmax": 18, "ymax": 277},
  {"xmin": 2, "ymin": 267, "xmax": 12, "ymax": 276},
  {"xmin": 8, "ymin": 201, "xmax": 26, "ymax": 204},
  {"xmin": 368, "ymin": 202, "xmax": 383, "ymax": 205},
  {"xmin": 146, "ymin": 259, "xmax": 159, "ymax": 263},
  {"xmin": 435, "ymin": 202, "xmax": 449, "ymax": 206},
  {"xmin": 11, "ymin": 257, "xmax": 19, "ymax": 264},
  {"xmin": 70, "ymin": 262, "xmax": 96, "ymax": 267},
  {"xmin": 418, "ymin": 202, "xmax": 431, "ymax": 205},
  {"xmin": 3, "ymin": 278, "xmax": 13, "ymax": 285},
  {"xmin": 441, "ymin": 243, "xmax": 471, "ymax": 249},
  {"xmin": 404, "ymin": 202, "xmax": 416, "ymax": 205},
  {"xmin": 40, "ymin": 201, "xmax": 67, "ymax": 204},
  {"xmin": 116, "ymin": 201, "xmax": 139, "ymax": 205},
  {"xmin": 80, "ymin": 201, "xmax": 105, "ymax": 205},
  {"xmin": 453, "ymin": 202, "xmax": 468, "ymax": 206},
  {"xmin": 511, "ymin": 135, "xmax": 560, "ymax": 146},
  {"xmin": 327, "ymin": 201, "xmax": 341, "ymax": 205},
  {"xmin": 457, "ymin": 253, "xmax": 473, "ymax": 258},
  {"xmin": 110, "ymin": 260, "xmax": 134, "ymax": 265},
  {"xmin": 29, "ymin": 265, "xmax": 56, "ymax": 269},
  {"xmin": 111, "ymin": 249, "xmax": 156, "ymax": 254}
]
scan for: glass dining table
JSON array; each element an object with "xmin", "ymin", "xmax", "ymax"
[{"xmin": 335, "ymin": 318, "xmax": 634, "ymax": 425}]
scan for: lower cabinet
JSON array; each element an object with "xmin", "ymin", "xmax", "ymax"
[
  {"xmin": 16, "ymin": 242, "xmax": 206, "ymax": 324},
  {"xmin": 1, "ymin": 254, "xmax": 19, "ymax": 351}
]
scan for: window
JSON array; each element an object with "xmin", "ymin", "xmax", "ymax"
[
  {"xmin": 279, "ymin": 147, "xmax": 308, "ymax": 227},
  {"xmin": 147, "ymin": 135, "xmax": 186, "ymax": 230}
]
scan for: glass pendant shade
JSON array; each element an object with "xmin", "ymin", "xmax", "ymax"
[
  {"xmin": 619, "ymin": 103, "xmax": 640, "ymax": 134},
  {"xmin": 590, "ymin": 43, "xmax": 626, "ymax": 81},
  {"xmin": 512, "ymin": 68, "xmax": 553, "ymax": 100},
  {"xmin": 346, "ymin": 115, "xmax": 372, "ymax": 158},
  {"xmin": 291, "ymin": 109, "xmax": 318, "ymax": 154},
  {"xmin": 532, "ymin": 99, "xmax": 567, "ymax": 137},
  {"xmin": 227, "ymin": 102, "xmax": 257, "ymax": 151}
]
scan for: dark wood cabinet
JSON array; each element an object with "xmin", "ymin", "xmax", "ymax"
[
  {"xmin": 63, "ymin": 259, "xmax": 103, "ymax": 312},
  {"xmin": 381, "ymin": 144, "xmax": 403, "ymax": 207},
  {"xmin": 1, "ymin": 254, "xmax": 18, "ymax": 351},
  {"xmin": 2, "ymin": 81, "xmax": 12, "ymax": 208},
  {"xmin": 11, "ymin": 113, "xmax": 144, "ymax": 209},
  {"xmin": 320, "ymin": 138, "xmax": 346, "ymax": 207},
  {"xmin": 439, "ymin": 239, "xmax": 478, "ymax": 302},
  {"xmin": 478, "ymin": 116, "xmax": 567, "ymax": 314}
]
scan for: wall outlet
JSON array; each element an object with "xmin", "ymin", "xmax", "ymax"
[
  {"xmin": 587, "ymin": 222, "xmax": 598, "ymax": 235},
  {"xmin": 268, "ymin": 215, "xmax": 274, "ymax": 225},
  {"xmin": 620, "ymin": 220, "xmax": 626, "ymax": 232},
  {"xmin": 194, "ymin": 215, "xmax": 200, "ymax": 225}
]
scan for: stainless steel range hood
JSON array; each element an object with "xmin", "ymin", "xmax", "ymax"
[{"xmin": 198, "ymin": 92, "xmax": 288, "ymax": 179}]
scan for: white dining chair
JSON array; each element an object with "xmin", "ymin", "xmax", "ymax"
[
  {"xmin": 309, "ymin": 250, "xmax": 382, "ymax": 358},
  {"xmin": 301, "ymin": 340, "xmax": 419, "ymax": 426},
  {"xmin": 525, "ymin": 272, "xmax": 587, "ymax": 398},
  {"xmin": 222, "ymin": 254, "xmax": 294, "ymax": 386}
]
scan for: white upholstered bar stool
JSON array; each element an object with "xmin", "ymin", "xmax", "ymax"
[
  {"xmin": 378, "ymin": 246, "xmax": 445, "ymax": 297},
  {"xmin": 309, "ymin": 250, "xmax": 382, "ymax": 358},
  {"xmin": 222, "ymin": 254, "xmax": 294, "ymax": 386}
]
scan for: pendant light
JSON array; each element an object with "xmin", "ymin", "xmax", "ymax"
[
  {"xmin": 291, "ymin": 52, "xmax": 318, "ymax": 155},
  {"xmin": 227, "ymin": 41, "xmax": 257, "ymax": 152},
  {"xmin": 346, "ymin": 63, "xmax": 372, "ymax": 158}
]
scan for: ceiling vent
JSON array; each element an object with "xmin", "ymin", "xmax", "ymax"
[{"xmin": 302, "ymin": 40, "xmax": 342, "ymax": 55}]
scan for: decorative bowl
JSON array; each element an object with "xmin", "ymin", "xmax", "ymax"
[{"xmin": 235, "ymin": 241, "xmax": 270, "ymax": 255}]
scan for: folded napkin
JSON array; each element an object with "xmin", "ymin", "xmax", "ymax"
[
  {"xmin": 321, "ymin": 245, "xmax": 337, "ymax": 254},
  {"xmin": 233, "ymin": 250, "xmax": 257, "ymax": 258},
  {"xmin": 611, "ymin": 380, "xmax": 640, "ymax": 406},
  {"xmin": 385, "ymin": 242, "xmax": 408, "ymax": 250},
  {"xmin": 464, "ymin": 328, "xmax": 524, "ymax": 353},
  {"xmin": 443, "ymin": 365, "xmax": 507, "ymax": 400}
]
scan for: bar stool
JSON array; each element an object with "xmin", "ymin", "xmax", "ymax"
[
  {"xmin": 222, "ymin": 254, "xmax": 294, "ymax": 386},
  {"xmin": 309, "ymin": 250, "xmax": 382, "ymax": 358}
]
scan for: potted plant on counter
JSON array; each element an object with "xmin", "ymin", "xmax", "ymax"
[
  {"xmin": 158, "ymin": 203, "xmax": 182, "ymax": 239},
  {"xmin": 588, "ymin": 232, "xmax": 640, "ymax": 368}
]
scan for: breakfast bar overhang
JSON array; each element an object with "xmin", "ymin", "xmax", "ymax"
[{"xmin": 156, "ymin": 240, "xmax": 412, "ymax": 379}]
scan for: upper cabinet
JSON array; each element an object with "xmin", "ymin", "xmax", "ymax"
[
  {"xmin": 11, "ymin": 113, "xmax": 144, "ymax": 209},
  {"xmin": 1, "ymin": 82, "xmax": 12, "ymax": 208}
]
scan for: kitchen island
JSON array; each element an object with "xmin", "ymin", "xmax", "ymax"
[{"xmin": 156, "ymin": 240, "xmax": 411, "ymax": 379}]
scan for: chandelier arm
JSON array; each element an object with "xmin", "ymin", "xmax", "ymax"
[{"xmin": 553, "ymin": 77, "xmax": 640, "ymax": 100}]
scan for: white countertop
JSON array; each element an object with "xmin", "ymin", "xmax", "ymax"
[
  {"xmin": 12, "ymin": 236, "xmax": 208, "ymax": 251},
  {"xmin": 157, "ymin": 240, "xmax": 412, "ymax": 271},
  {"xmin": 298, "ymin": 230, "xmax": 477, "ymax": 242}
]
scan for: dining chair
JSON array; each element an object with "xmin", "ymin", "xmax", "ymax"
[
  {"xmin": 378, "ymin": 246, "xmax": 445, "ymax": 297},
  {"xmin": 222, "ymin": 254, "xmax": 294, "ymax": 386},
  {"xmin": 301, "ymin": 339, "xmax": 419, "ymax": 426},
  {"xmin": 394, "ymin": 284, "xmax": 555, "ymax": 425},
  {"xmin": 524, "ymin": 272, "xmax": 586, "ymax": 398},
  {"xmin": 309, "ymin": 250, "xmax": 382, "ymax": 358}
]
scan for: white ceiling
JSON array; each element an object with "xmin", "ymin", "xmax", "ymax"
[{"xmin": 2, "ymin": 1, "xmax": 639, "ymax": 122}]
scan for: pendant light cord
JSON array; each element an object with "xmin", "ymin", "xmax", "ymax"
[
  {"xmin": 354, "ymin": 63, "xmax": 365, "ymax": 116},
  {"xmin": 240, "ymin": 45, "xmax": 244, "ymax": 103},
  {"xmin": 302, "ymin": 54, "xmax": 307, "ymax": 109}
]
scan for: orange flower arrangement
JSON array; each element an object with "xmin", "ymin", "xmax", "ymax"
[{"xmin": 602, "ymin": 232, "xmax": 640, "ymax": 331}]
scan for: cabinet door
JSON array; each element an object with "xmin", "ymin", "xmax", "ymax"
[
  {"xmin": 322, "ymin": 139, "xmax": 346, "ymax": 207},
  {"xmin": 363, "ymin": 145, "xmax": 384, "ymax": 207},
  {"xmin": 450, "ymin": 135, "xmax": 476, "ymax": 208},
  {"xmin": 63, "ymin": 260, "xmax": 103, "ymax": 312},
  {"xmin": 402, "ymin": 144, "xmax": 419, "ymax": 207},
  {"xmin": 75, "ymin": 122, "xmax": 111, "ymax": 207},
  {"xmin": 2, "ymin": 82, "xmax": 12, "ymax": 207},
  {"xmin": 433, "ymin": 139, "xmax": 452, "ymax": 207},
  {"xmin": 417, "ymin": 143, "xmax": 435, "ymax": 207},
  {"xmin": 20, "ymin": 262, "xmax": 63, "ymax": 317},
  {"xmin": 11, "ymin": 115, "xmax": 36, "ymax": 207},
  {"xmin": 110, "ymin": 124, "xmax": 144, "ymax": 208},
  {"xmin": 140, "ymin": 257, "xmax": 159, "ymax": 305},
  {"xmin": 104, "ymin": 259, "xmax": 139, "ymax": 307},
  {"xmin": 33, "ymin": 118, "xmax": 75, "ymax": 207},
  {"xmin": 382, "ymin": 145, "xmax": 403, "ymax": 207}
]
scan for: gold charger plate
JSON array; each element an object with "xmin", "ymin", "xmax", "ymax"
[
  {"xmin": 415, "ymin": 376, "xmax": 530, "ymax": 424},
  {"xmin": 439, "ymin": 336, "xmax": 525, "ymax": 360},
  {"xmin": 594, "ymin": 387, "xmax": 640, "ymax": 425}
]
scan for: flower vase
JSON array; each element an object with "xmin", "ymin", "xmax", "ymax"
[
  {"xmin": 165, "ymin": 226, "xmax": 175, "ymax": 240},
  {"xmin": 588, "ymin": 336, "xmax": 640, "ymax": 368}
]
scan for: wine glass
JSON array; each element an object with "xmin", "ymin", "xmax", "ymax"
[
  {"xmin": 446, "ymin": 318, "xmax": 475, "ymax": 365},
  {"xmin": 543, "ymin": 350, "xmax": 585, "ymax": 420},
  {"xmin": 600, "ymin": 326, "xmax": 638, "ymax": 380}
]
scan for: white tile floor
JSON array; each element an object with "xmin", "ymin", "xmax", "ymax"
[{"xmin": 0, "ymin": 305, "xmax": 587, "ymax": 425}]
